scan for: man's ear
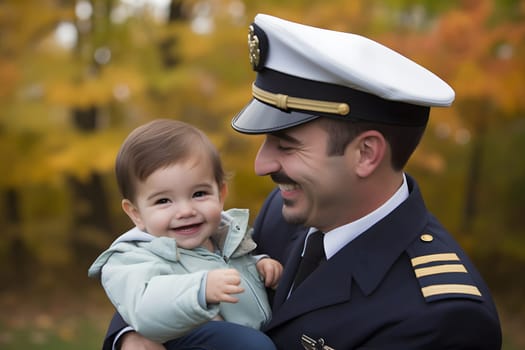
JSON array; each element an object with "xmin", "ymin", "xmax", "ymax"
[
  {"xmin": 354, "ymin": 130, "xmax": 387, "ymax": 178},
  {"xmin": 122, "ymin": 199, "xmax": 145, "ymax": 230}
]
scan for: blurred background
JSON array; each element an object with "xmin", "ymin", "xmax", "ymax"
[{"xmin": 0, "ymin": 0, "xmax": 524, "ymax": 348}]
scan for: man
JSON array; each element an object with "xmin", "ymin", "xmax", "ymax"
[{"xmin": 106, "ymin": 14, "xmax": 502, "ymax": 350}]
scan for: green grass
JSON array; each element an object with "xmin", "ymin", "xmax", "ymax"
[
  {"xmin": 0, "ymin": 288, "xmax": 523, "ymax": 349},
  {"xmin": 0, "ymin": 286, "xmax": 113, "ymax": 350},
  {"xmin": 0, "ymin": 321, "xmax": 104, "ymax": 350}
]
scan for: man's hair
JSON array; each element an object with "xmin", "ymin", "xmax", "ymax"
[
  {"xmin": 115, "ymin": 119, "xmax": 225, "ymax": 201},
  {"xmin": 318, "ymin": 117, "xmax": 427, "ymax": 171}
]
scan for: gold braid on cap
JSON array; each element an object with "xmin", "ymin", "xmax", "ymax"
[{"xmin": 252, "ymin": 83, "xmax": 350, "ymax": 116}]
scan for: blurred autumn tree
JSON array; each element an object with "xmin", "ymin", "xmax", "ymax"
[
  {"xmin": 0, "ymin": 0, "xmax": 523, "ymax": 313},
  {"xmin": 387, "ymin": 0, "xmax": 525, "ymax": 291}
]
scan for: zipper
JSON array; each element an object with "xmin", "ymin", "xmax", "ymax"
[{"xmin": 241, "ymin": 272, "xmax": 271, "ymax": 321}]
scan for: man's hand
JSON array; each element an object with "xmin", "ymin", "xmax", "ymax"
[
  {"xmin": 206, "ymin": 268, "xmax": 244, "ymax": 304},
  {"xmin": 256, "ymin": 257, "xmax": 283, "ymax": 289},
  {"xmin": 119, "ymin": 331, "xmax": 165, "ymax": 350}
]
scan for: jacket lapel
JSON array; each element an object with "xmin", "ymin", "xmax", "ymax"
[
  {"xmin": 271, "ymin": 228, "xmax": 307, "ymax": 309},
  {"xmin": 265, "ymin": 243, "xmax": 355, "ymax": 329}
]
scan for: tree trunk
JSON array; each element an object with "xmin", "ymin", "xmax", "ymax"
[
  {"xmin": 462, "ymin": 130, "xmax": 484, "ymax": 233},
  {"xmin": 461, "ymin": 100, "xmax": 489, "ymax": 234},
  {"xmin": 158, "ymin": 0, "xmax": 188, "ymax": 68},
  {"xmin": 2, "ymin": 188, "xmax": 34, "ymax": 289}
]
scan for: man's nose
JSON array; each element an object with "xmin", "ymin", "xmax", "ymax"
[{"xmin": 254, "ymin": 138, "xmax": 280, "ymax": 176}]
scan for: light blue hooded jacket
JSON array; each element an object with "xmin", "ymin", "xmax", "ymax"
[{"xmin": 88, "ymin": 208, "xmax": 271, "ymax": 343}]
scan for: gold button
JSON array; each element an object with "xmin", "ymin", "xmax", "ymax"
[{"xmin": 420, "ymin": 234, "xmax": 434, "ymax": 242}]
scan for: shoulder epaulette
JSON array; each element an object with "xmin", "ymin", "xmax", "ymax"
[{"xmin": 406, "ymin": 233, "xmax": 483, "ymax": 303}]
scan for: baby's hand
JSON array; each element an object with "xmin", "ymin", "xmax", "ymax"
[
  {"xmin": 256, "ymin": 258, "xmax": 283, "ymax": 289},
  {"xmin": 206, "ymin": 268, "xmax": 244, "ymax": 304}
]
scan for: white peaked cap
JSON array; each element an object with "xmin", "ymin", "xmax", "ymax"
[{"xmin": 232, "ymin": 14, "xmax": 455, "ymax": 134}]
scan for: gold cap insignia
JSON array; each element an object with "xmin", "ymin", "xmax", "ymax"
[
  {"xmin": 248, "ymin": 23, "xmax": 268, "ymax": 71},
  {"xmin": 248, "ymin": 25, "xmax": 260, "ymax": 70}
]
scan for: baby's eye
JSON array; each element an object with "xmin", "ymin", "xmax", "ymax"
[
  {"xmin": 155, "ymin": 198, "xmax": 170, "ymax": 205},
  {"xmin": 193, "ymin": 191, "xmax": 207, "ymax": 198}
]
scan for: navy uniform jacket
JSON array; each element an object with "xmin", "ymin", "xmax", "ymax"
[
  {"xmin": 103, "ymin": 175, "xmax": 501, "ymax": 350},
  {"xmin": 253, "ymin": 176, "xmax": 501, "ymax": 350}
]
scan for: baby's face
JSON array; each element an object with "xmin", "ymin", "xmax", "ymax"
[{"xmin": 127, "ymin": 158, "xmax": 225, "ymax": 250}]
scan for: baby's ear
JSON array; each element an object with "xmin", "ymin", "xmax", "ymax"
[
  {"xmin": 121, "ymin": 199, "xmax": 145, "ymax": 230},
  {"xmin": 219, "ymin": 182, "xmax": 228, "ymax": 202}
]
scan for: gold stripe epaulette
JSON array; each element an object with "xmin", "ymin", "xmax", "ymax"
[{"xmin": 410, "ymin": 239, "xmax": 482, "ymax": 301}]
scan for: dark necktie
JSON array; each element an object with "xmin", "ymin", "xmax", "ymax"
[{"xmin": 292, "ymin": 231, "xmax": 325, "ymax": 291}]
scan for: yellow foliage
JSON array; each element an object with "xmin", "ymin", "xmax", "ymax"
[
  {"xmin": 410, "ymin": 148, "xmax": 446, "ymax": 173},
  {"xmin": 0, "ymin": 59, "xmax": 20, "ymax": 99},
  {"xmin": 46, "ymin": 66, "xmax": 146, "ymax": 108},
  {"xmin": 453, "ymin": 62, "xmax": 492, "ymax": 98}
]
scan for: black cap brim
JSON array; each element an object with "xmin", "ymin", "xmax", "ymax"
[{"xmin": 231, "ymin": 99, "xmax": 319, "ymax": 134}]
